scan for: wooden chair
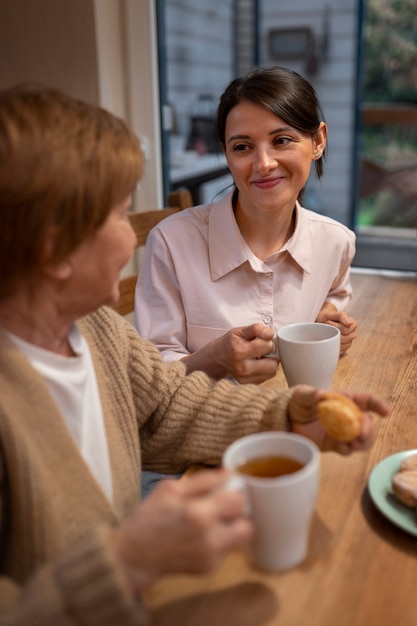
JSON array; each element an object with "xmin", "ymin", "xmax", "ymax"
[{"xmin": 113, "ymin": 189, "xmax": 192, "ymax": 316}]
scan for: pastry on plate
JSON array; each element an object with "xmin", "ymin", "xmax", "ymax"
[
  {"xmin": 392, "ymin": 469, "xmax": 417, "ymax": 508},
  {"xmin": 391, "ymin": 453, "xmax": 417, "ymax": 509},
  {"xmin": 399, "ymin": 453, "xmax": 417, "ymax": 473}
]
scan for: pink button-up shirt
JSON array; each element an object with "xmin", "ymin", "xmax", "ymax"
[{"xmin": 135, "ymin": 192, "xmax": 355, "ymax": 362}]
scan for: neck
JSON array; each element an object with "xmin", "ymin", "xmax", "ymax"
[
  {"xmin": 0, "ymin": 289, "xmax": 75, "ymax": 356},
  {"xmin": 234, "ymin": 197, "xmax": 296, "ymax": 261}
]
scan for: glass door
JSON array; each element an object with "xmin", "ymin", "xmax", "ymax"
[
  {"xmin": 155, "ymin": 0, "xmax": 236, "ymax": 205},
  {"xmin": 354, "ymin": 0, "xmax": 417, "ymax": 271}
]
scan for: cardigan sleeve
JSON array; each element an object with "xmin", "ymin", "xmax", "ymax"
[
  {"xmin": 122, "ymin": 314, "xmax": 293, "ymax": 473},
  {"xmin": 80, "ymin": 307, "xmax": 294, "ymax": 475},
  {"xmin": 138, "ymin": 371, "xmax": 293, "ymax": 473},
  {"xmin": 0, "ymin": 525, "xmax": 150, "ymax": 626}
]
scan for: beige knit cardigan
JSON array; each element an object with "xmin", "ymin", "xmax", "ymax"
[{"xmin": 0, "ymin": 306, "xmax": 291, "ymax": 625}]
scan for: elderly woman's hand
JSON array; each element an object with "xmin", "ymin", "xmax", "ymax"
[
  {"xmin": 287, "ymin": 385, "xmax": 390, "ymax": 455},
  {"xmin": 110, "ymin": 468, "xmax": 253, "ymax": 595}
]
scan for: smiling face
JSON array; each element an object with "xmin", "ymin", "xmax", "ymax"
[{"xmin": 224, "ymin": 100, "xmax": 327, "ymax": 215}]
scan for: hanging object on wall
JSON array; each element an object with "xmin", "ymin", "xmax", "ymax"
[
  {"xmin": 268, "ymin": 5, "xmax": 331, "ymax": 77},
  {"xmin": 268, "ymin": 27, "xmax": 315, "ymax": 61}
]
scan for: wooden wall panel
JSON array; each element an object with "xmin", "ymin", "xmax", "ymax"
[{"xmin": 0, "ymin": 0, "xmax": 99, "ymax": 104}]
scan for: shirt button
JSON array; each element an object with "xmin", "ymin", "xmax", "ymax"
[{"xmin": 263, "ymin": 316, "xmax": 271, "ymax": 324}]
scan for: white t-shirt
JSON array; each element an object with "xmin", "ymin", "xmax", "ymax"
[{"xmin": 7, "ymin": 326, "xmax": 113, "ymax": 502}]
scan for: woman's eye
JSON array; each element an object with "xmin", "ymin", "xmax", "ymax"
[
  {"xmin": 232, "ymin": 143, "xmax": 248, "ymax": 152},
  {"xmin": 274, "ymin": 136, "xmax": 291, "ymax": 146}
]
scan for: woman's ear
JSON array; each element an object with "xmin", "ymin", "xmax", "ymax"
[
  {"xmin": 313, "ymin": 122, "xmax": 327, "ymax": 159},
  {"xmin": 48, "ymin": 259, "xmax": 73, "ymax": 280},
  {"xmin": 40, "ymin": 226, "xmax": 73, "ymax": 280}
]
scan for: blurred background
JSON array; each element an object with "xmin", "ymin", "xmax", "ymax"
[{"xmin": 1, "ymin": 0, "xmax": 416, "ymax": 271}]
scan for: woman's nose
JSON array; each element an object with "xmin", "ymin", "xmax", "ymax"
[{"xmin": 254, "ymin": 147, "xmax": 277, "ymax": 173}]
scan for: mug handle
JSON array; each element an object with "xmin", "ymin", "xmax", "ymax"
[
  {"xmin": 220, "ymin": 473, "xmax": 252, "ymax": 516},
  {"xmin": 263, "ymin": 335, "xmax": 279, "ymax": 360}
]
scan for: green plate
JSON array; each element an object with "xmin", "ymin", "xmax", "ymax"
[{"xmin": 368, "ymin": 450, "xmax": 417, "ymax": 537}]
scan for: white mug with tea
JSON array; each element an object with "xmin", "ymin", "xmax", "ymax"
[
  {"xmin": 222, "ymin": 431, "xmax": 320, "ymax": 571},
  {"xmin": 277, "ymin": 322, "xmax": 340, "ymax": 388}
]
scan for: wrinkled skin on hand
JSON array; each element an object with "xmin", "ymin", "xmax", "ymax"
[{"xmin": 110, "ymin": 469, "xmax": 253, "ymax": 594}]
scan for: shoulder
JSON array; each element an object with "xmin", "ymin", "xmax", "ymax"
[
  {"xmin": 79, "ymin": 307, "xmax": 179, "ymax": 362},
  {"xmin": 78, "ymin": 307, "xmax": 154, "ymax": 359},
  {"xmin": 153, "ymin": 202, "xmax": 211, "ymax": 232},
  {"xmin": 299, "ymin": 206, "xmax": 356, "ymax": 243},
  {"xmin": 78, "ymin": 306, "xmax": 129, "ymax": 342},
  {"xmin": 78, "ymin": 308, "xmax": 189, "ymax": 413},
  {"xmin": 150, "ymin": 193, "xmax": 232, "ymax": 237}
]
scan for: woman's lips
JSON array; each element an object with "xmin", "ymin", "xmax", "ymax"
[{"xmin": 252, "ymin": 177, "xmax": 283, "ymax": 189}]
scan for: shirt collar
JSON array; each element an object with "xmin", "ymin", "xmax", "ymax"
[
  {"xmin": 281, "ymin": 202, "xmax": 313, "ymax": 274},
  {"xmin": 208, "ymin": 192, "xmax": 249, "ymax": 280},
  {"xmin": 208, "ymin": 194, "xmax": 313, "ymax": 280}
]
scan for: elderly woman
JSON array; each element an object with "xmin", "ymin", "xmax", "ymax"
[{"xmin": 0, "ymin": 84, "xmax": 388, "ymax": 626}]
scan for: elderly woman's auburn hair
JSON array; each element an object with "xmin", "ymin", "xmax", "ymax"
[{"xmin": 0, "ymin": 84, "xmax": 143, "ymax": 299}]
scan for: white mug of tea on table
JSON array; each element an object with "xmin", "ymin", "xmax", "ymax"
[
  {"xmin": 276, "ymin": 322, "xmax": 340, "ymax": 389},
  {"xmin": 222, "ymin": 432, "xmax": 320, "ymax": 572}
]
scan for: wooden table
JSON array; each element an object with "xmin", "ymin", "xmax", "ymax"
[{"xmin": 145, "ymin": 270, "xmax": 417, "ymax": 626}]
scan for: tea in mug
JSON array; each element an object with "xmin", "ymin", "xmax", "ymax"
[{"xmin": 236, "ymin": 455, "xmax": 304, "ymax": 478}]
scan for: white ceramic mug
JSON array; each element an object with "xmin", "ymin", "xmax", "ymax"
[
  {"xmin": 277, "ymin": 322, "xmax": 340, "ymax": 388},
  {"xmin": 222, "ymin": 432, "xmax": 320, "ymax": 571}
]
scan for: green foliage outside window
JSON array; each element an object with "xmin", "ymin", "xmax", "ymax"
[
  {"xmin": 365, "ymin": 0, "xmax": 417, "ymax": 104},
  {"xmin": 358, "ymin": 0, "xmax": 417, "ymax": 229}
]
